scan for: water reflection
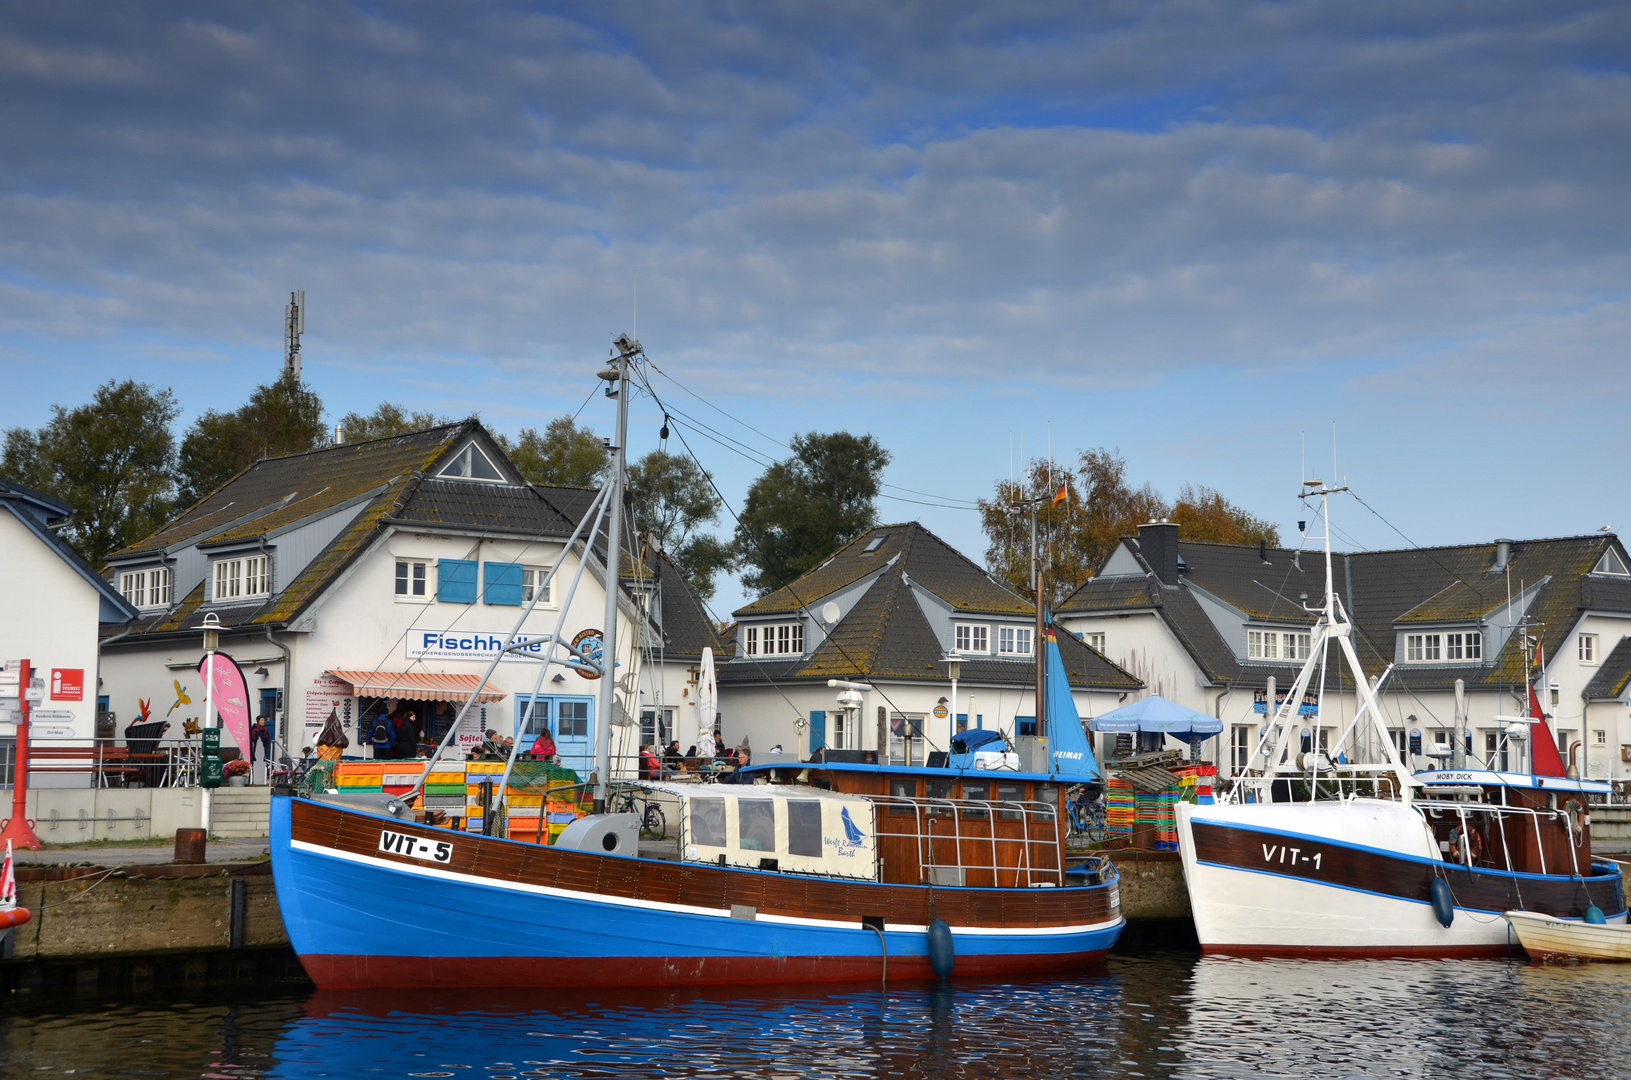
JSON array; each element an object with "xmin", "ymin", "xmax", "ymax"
[{"xmin": 6, "ymin": 953, "xmax": 1631, "ymax": 1078}]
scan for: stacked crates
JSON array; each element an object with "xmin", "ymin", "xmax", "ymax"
[
  {"xmin": 464, "ymin": 761, "xmax": 506, "ymax": 832},
  {"xmin": 328, "ymin": 758, "xmax": 588, "ymax": 841},
  {"xmin": 1105, "ymin": 777, "xmax": 1136, "ymax": 845},
  {"xmin": 333, "ymin": 762, "xmax": 383, "ymax": 794},
  {"xmin": 1174, "ymin": 764, "xmax": 1218, "ymax": 805},
  {"xmin": 1134, "ymin": 789, "xmax": 1179, "ymax": 850}
]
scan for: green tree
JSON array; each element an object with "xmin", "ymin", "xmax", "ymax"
[
  {"xmin": 500, "ymin": 416, "xmax": 608, "ymax": 487},
  {"xmin": 978, "ymin": 448, "xmax": 1278, "ymax": 603},
  {"xmin": 1, "ymin": 379, "xmax": 180, "ymax": 568},
  {"xmin": 628, "ymin": 448, "xmax": 729, "ymax": 600},
  {"xmin": 337, "ymin": 402, "xmax": 453, "ymax": 443},
  {"xmin": 733, "ymin": 431, "xmax": 891, "ymax": 596},
  {"xmin": 177, "ymin": 374, "xmax": 326, "ymax": 503}
]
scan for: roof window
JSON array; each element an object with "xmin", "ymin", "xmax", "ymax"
[
  {"xmin": 863, "ymin": 535, "xmax": 886, "ymax": 553},
  {"xmin": 1594, "ymin": 549, "xmax": 1629, "ymax": 576},
  {"xmin": 438, "ymin": 443, "xmax": 504, "ymax": 482}
]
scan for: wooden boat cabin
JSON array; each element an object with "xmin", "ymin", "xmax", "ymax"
[{"xmin": 1414, "ymin": 770, "xmax": 1605, "ymax": 877}]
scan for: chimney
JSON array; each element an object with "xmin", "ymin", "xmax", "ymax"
[
  {"xmin": 1493, "ymin": 539, "xmax": 1512, "ymax": 573},
  {"xmin": 1139, "ymin": 519, "xmax": 1180, "ymax": 586},
  {"xmin": 1259, "ymin": 537, "xmax": 1269, "ymax": 563},
  {"xmin": 334, "ymin": 423, "xmax": 346, "ymax": 445}
]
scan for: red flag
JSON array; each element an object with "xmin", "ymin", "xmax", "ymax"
[
  {"xmin": 1051, "ymin": 483, "xmax": 1068, "ymax": 507},
  {"xmin": 1527, "ymin": 640, "xmax": 1568, "ymax": 777}
]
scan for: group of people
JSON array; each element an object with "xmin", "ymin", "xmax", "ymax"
[{"xmin": 638, "ymin": 740, "xmax": 753, "ymax": 782}]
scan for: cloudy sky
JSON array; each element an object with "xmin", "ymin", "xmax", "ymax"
[{"xmin": 3, "ymin": 3, "xmax": 1628, "ymax": 613}]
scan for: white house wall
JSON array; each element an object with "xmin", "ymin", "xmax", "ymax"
[{"xmin": 0, "ymin": 511, "xmax": 106, "ymax": 784}]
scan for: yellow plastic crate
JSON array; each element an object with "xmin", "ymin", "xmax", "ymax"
[
  {"xmin": 466, "ymin": 761, "xmax": 506, "ymax": 774},
  {"xmin": 425, "ymin": 772, "xmax": 464, "ymax": 785},
  {"xmin": 506, "ymin": 794, "xmax": 544, "ymax": 808}
]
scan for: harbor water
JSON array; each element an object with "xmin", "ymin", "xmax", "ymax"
[{"xmin": 5, "ymin": 949, "xmax": 1631, "ymax": 1078}]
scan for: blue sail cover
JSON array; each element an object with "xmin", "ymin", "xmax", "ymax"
[{"xmin": 1044, "ymin": 630, "xmax": 1100, "ymax": 780}]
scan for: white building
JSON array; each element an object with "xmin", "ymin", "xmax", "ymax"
[
  {"xmin": 717, "ymin": 522, "xmax": 1142, "ymax": 762},
  {"xmin": 0, "ymin": 478, "xmax": 139, "ymax": 785},
  {"xmin": 99, "ymin": 421, "xmax": 720, "ymax": 778},
  {"xmin": 1056, "ymin": 521, "xmax": 1631, "ymax": 781}
]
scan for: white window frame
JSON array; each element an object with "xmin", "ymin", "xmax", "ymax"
[
  {"xmin": 1580, "ymin": 633, "xmax": 1599, "ymax": 664},
  {"xmin": 1085, "ymin": 631, "xmax": 1106, "ymax": 654},
  {"xmin": 744, "ymin": 626, "xmax": 759, "ymax": 656},
  {"xmin": 521, "ymin": 565, "xmax": 553, "ymax": 606},
  {"xmin": 1248, "ymin": 629, "xmax": 1277, "ymax": 660},
  {"xmin": 1444, "ymin": 630, "xmax": 1483, "ymax": 662},
  {"xmin": 436, "ymin": 442, "xmax": 505, "ymax": 483},
  {"xmin": 213, "ymin": 554, "xmax": 270, "ymax": 602},
  {"xmin": 997, "ymin": 625, "xmax": 1033, "ymax": 657},
  {"xmin": 1405, "ymin": 633, "xmax": 1443, "ymax": 663},
  {"xmin": 394, "ymin": 558, "xmax": 430, "ymax": 602},
  {"xmin": 954, "ymin": 623, "xmax": 990, "ymax": 655},
  {"xmin": 744, "ymin": 622, "xmax": 804, "ymax": 658},
  {"xmin": 119, "ymin": 567, "xmax": 172, "ymax": 610}
]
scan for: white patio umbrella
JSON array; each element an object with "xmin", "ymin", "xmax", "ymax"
[{"xmin": 696, "ymin": 646, "xmax": 717, "ymax": 757}]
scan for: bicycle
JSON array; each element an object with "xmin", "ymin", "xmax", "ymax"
[
  {"xmin": 1066, "ymin": 784, "xmax": 1107, "ymax": 844},
  {"xmin": 613, "ymin": 787, "xmax": 667, "ymax": 839}
]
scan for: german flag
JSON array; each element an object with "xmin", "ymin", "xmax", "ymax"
[{"xmin": 1051, "ymin": 483, "xmax": 1068, "ymax": 507}]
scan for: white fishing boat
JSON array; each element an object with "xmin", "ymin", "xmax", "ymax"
[
  {"xmin": 1504, "ymin": 909, "xmax": 1631, "ymax": 962},
  {"xmin": 1175, "ymin": 481, "xmax": 1625, "ymax": 957}
]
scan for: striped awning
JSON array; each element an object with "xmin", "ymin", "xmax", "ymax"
[{"xmin": 325, "ymin": 670, "xmax": 507, "ymax": 704}]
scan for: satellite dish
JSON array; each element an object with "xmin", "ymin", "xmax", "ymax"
[{"xmin": 820, "ymin": 602, "xmax": 841, "ymax": 626}]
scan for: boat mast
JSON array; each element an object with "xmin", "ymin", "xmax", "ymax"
[
  {"xmin": 1032, "ymin": 499, "xmax": 1045, "ymax": 739},
  {"xmin": 594, "ymin": 333, "xmax": 637, "ymax": 813}
]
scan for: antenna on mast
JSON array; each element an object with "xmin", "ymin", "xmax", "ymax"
[{"xmin": 284, "ymin": 290, "xmax": 305, "ymax": 380}]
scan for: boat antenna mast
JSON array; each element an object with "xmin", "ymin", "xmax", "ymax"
[{"xmin": 593, "ymin": 332, "xmax": 640, "ymax": 813}]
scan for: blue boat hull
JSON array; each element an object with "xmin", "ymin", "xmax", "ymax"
[{"xmin": 270, "ymin": 796, "xmax": 1124, "ymax": 988}]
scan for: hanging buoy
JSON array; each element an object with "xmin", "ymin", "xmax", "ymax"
[
  {"xmin": 0, "ymin": 907, "xmax": 31, "ymax": 930},
  {"xmin": 1585, "ymin": 904, "xmax": 1606, "ymax": 925},
  {"xmin": 927, "ymin": 918, "xmax": 955, "ymax": 979},
  {"xmin": 1430, "ymin": 878, "xmax": 1455, "ymax": 928}
]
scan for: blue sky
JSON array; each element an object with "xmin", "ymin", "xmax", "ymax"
[{"xmin": 3, "ymin": 3, "xmax": 1629, "ymax": 615}]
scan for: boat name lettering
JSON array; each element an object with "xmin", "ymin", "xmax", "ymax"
[
  {"xmin": 379, "ymin": 830, "xmax": 453, "ymax": 864},
  {"xmin": 1261, "ymin": 842, "xmax": 1321, "ymax": 871}
]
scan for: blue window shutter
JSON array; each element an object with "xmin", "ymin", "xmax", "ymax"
[
  {"xmin": 808, "ymin": 710, "xmax": 826, "ymax": 751},
  {"xmin": 437, "ymin": 559, "xmax": 477, "ymax": 603},
  {"xmin": 483, "ymin": 562, "xmax": 523, "ymax": 606}
]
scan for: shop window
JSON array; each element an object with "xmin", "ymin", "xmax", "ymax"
[
  {"xmin": 437, "ymin": 559, "xmax": 477, "ymax": 604},
  {"xmin": 395, "ymin": 560, "xmax": 428, "ymax": 599},
  {"xmin": 787, "ymin": 801, "xmax": 823, "ymax": 857},
  {"xmin": 738, "ymin": 800, "xmax": 775, "ymax": 852},
  {"xmin": 482, "ymin": 562, "xmax": 523, "ymax": 606},
  {"xmin": 691, "ymin": 798, "xmax": 726, "ymax": 847}
]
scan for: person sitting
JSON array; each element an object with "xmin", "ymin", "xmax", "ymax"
[
  {"xmin": 530, "ymin": 726, "xmax": 557, "ymax": 763},
  {"xmin": 480, "ymin": 729, "xmax": 506, "ymax": 758},
  {"xmin": 638, "ymin": 744, "xmax": 665, "ymax": 780},
  {"xmin": 663, "ymin": 740, "xmax": 684, "ymax": 770},
  {"xmin": 718, "ymin": 747, "xmax": 753, "ymax": 783}
]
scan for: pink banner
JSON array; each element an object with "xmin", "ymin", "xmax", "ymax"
[{"xmin": 199, "ymin": 654, "xmax": 252, "ymax": 753}]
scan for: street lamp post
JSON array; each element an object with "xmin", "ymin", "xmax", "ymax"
[{"xmin": 941, "ymin": 655, "xmax": 961, "ymax": 746}]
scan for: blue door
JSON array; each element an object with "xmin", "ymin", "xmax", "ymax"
[{"xmin": 515, "ymin": 694, "xmax": 595, "ymax": 773}]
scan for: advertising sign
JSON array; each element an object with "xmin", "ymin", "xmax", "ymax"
[
  {"xmin": 49, "ymin": 669, "xmax": 83, "ymax": 701},
  {"xmin": 406, "ymin": 629, "xmax": 550, "ymax": 664},
  {"xmin": 304, "ymin": 676, "xmax": 354, "ymax": 748},
  {"xmin": 457, "ymin": 702, "xmax": 491, "ymax": 753},
  {"xmin": 199, "ymin": 654, "xmax": 253, "ymax": 752}
]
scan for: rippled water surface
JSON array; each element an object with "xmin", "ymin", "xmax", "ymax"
[{"xmin": 7, "ymin": 952, "xmax": 1631, "ymax": 1078}]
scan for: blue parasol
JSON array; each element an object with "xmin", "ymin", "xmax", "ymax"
[{"xmin": 1090, "ymin": 695, "xmax": 1222, "ymax": 736}]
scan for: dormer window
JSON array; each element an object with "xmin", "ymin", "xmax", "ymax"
[
  {"xmin": 997, "ymin": 626, "xmax": 1032, "ymax": 657},
  {"xmin": 1403, "ymin": 628, "xmax": 1482, "ymax": 664},
  {"xmin": 863, "ymin": 535, "xmax": 886, "ymax": 553},
  {"xmin": 1249, "ymin": 628, "xmax": 1311, "ymax": 661},
  {"xmin": 214, "ymin": 554, "xmax": 270, "ymax": 602},
  {"xmin": 954, "ymin": 623, "xmax": 989, "ymax": 655},
  {"xmin": 438, "ymin": 443, "xmax": 504, "ymax": 482},
  {"xmin": 1594, "ymin": 549, "xmax": 1629, "ymax": 576},
  {"xmin": 743, "ymin": 622, "xmax": 804, "ymax": 657},
  {"xmin": 119, "ymin": 567, "xmax": 171, "ymax": 610}
]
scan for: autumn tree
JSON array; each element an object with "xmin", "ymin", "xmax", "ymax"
[
  {"xmin": 177, "ymin": 374, "xmax": 326, "ymax": 503},
  {"xmin": 733, "ymin": 431, "xmax": 891, "ymax": 596},
  {"xmin": 979, "ymin": 448, "xmax": 1277, "ymax": 606},
  {"xmin": 499, "ymin": 416, "xmax": 608, "ymax": 488},
  {"xmin": 337, "ymin": 402, "xmax": 454, "ymax": 442},
  {"xmin": 1, "ymin": 379, "xmax": 180, "ymax": 568},
  {"xmin": 627, "ymin": 449, "xmax": 731, "ymax": 600}
]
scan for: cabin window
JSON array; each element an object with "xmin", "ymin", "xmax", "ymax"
[
  {"xmin": 787, "ymin": 801, "xmax": 823, "ymax": 857},
  {"xmin": 926, "ymin": 778, "xmax": 954, "ymax": 816},
  {"xmin": 961, "ymin": 781, "xmax": 989, "ymax": 819},
  {"xmin": 1035, "ymin": 785, "xmax": 1060, "ymax": 822},
  {"xmin": 996, "ymin": 782, "xmax": 1025, "ymax": 821},
  {"xmin": 738, "ymin": 800, "xmax": 775, "ymax": 852},
  {"xmin": 888, "ymin": 777, "xmax": 916, "ymax": 814},
  {"xmin": 691, "ymin": 798, "xmax": 726, "ymax": 847}
]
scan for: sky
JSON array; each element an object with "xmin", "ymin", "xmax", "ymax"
[{"xmin": 3, "ymin": 2, "xmax": 1628, "ymax": 616}]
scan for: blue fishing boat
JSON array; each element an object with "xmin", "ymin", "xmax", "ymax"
[{"xmin": 268, "ymin": 336, "xmax": 1123, "ymax": 989}]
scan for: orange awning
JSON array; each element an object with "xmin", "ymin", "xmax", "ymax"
[{"xmin": 325, "ymin": 670, "xmax": 507, "ymax": 704}]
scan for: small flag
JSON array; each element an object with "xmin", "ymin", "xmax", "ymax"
[{"xmin": 1051, "ymin": 483, "xmax": 1068, "ymax": 507}]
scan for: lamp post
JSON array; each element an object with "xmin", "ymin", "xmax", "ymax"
[{"xmin": 941, "ymin": 654, "xmax": 962, "ymax": 745}]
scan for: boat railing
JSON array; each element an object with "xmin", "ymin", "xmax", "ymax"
[
  {"xmin": 1413, "ymin": 798, "xmax": 1586, "ymax": 878},
  {"xmin": 867, "ymin": 794, "xmax": 1064, "ymax": 889}
]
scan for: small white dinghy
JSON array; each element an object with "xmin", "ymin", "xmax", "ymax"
[{"xmin": 1504, "ymin": 910, "xmax": 1631, "ymax": 962}]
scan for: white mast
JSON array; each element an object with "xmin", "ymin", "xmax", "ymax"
[{"xmin": 593, "ymin": 333, "xmax": 638, "ymax": 811}]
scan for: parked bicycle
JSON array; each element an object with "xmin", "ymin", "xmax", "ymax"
[
  {"xmin": 1066, "ymin": 783, "xmax": 1107, "ymax": 844},
  {"xmin": 612, "ymin": 786, "xmax": 667, "ymax": 839}
]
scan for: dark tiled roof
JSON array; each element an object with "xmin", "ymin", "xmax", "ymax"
[
  {"xmin": 533, "ymin": 485, "xmax": 600, "ymax": 524},
  {"xmin": 1061, "ymin": 531, "xmax": 1631, "ymax": 694},
  {"xmin": 396, "ymin": 479, "xmax": 573, "ymax": 536},
  {"xmin": 641, "ymin": 551, "xmax": 725, "ymax": 661},
  {"xmin": 117, "ymin": 423, "xmax": 471, "ymax": 557},
  {"xmin": 737, "ymin": 522, "xmax": 1030, "ymax": 617},
  {"xmin": 721, "ymin": 560, "xmax": 1141, "ymax": 691},
  {"xmin": 1584, "ymin": 636, "xmax": 1631, "ymax": 701}
]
